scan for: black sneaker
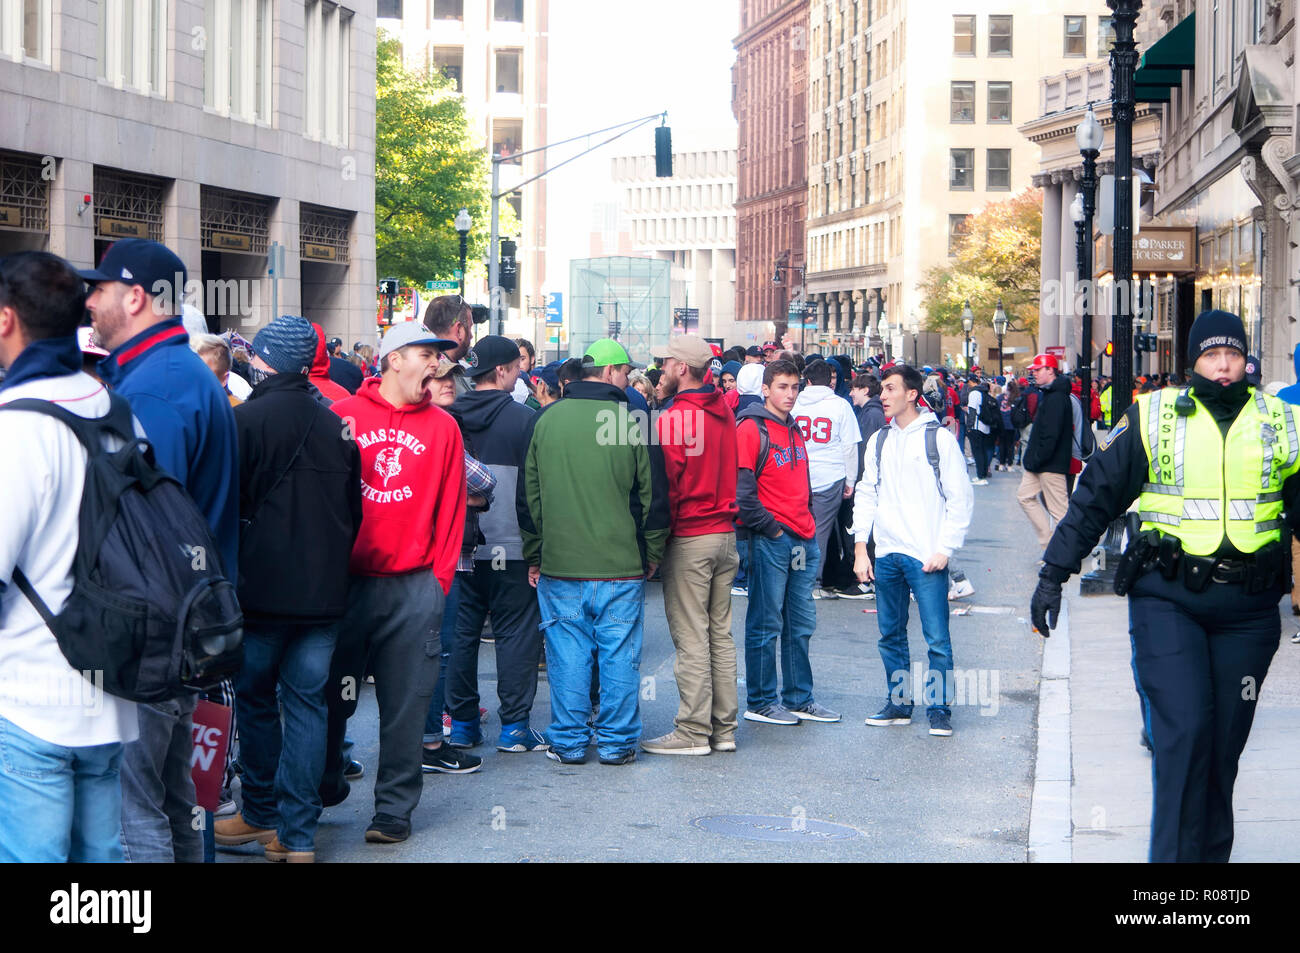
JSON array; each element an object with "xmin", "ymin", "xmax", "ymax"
[
  {"xmin": 422, "ymin": 744, "xmax": 483, "ymax": 774},
  {"xmin": 928, "ymin": 710, "xmax": 953, "ymax": 736},
  {"xmin": 344, "ymin": 760, "xmax": 365, "ymax": 781},
  {"xmin": 364, "ymin": 814, "xmax": 411, "ymax": 843},
  {"xmin": 865, "ymin": 702, "xmax": 912, "ymax": 726},
  {"xmin": 599, "ymin": 750, "xmax": 637, "ymax": 765},
  {"xmin": 545, "ymin": 748, "xmax": 588, "ymax": 765}
]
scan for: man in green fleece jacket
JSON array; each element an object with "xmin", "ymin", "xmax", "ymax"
[{"xmin": 522, "ymin": 338, "xmax": 669, "ymax": 765}]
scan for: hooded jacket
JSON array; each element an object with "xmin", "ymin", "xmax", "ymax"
[
  {"xmin": 450, "ymin": 385, "xmax": 536, "ymax": 561},
  {"xmin": 329, "ymin": 377, "xmax": 466, "ymax": 592},
  {"xmin": 791, "ymin": 383, "xmax": 862, "ymax": 490},
  {"xmin": 1278, "ymin": 347, "xmax": 1300, "ymax": 407},
  {"xmin": 735, "ymin": 363, "xmax": 764, "ymax": 415},
  {"xmin": 234, "ymin": 371, "xmax": 363, "ymax": 621},
  {"xmin": 656, "ymin": 384, "xmax": 739, "ymax": 536},
  {"xmin": 735, "ymin": 402, "xmax": 815, "ymax": 540},
  {"xmin": 1022, "ymin": 373, "xmax": 1073, "ymax": 475},
  {"xmin": 522, "ymin": 379, "xmax": 669, "ymax": 578},
  {"xmin": 310, "ymin": 323, "xmax": 351, "ymax": 403},
  {"xmin": 855, "ymin": 395, "xmax": 887, "ymax": 473}
]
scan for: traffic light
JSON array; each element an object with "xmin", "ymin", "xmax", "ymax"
[
  {"xmin": 655, "ymin": 125, "xmax": 673, "ymax": 177},
  {"xmin": 1134, "ymin": 333, "xmax": 1158, "ymax": 352},
  {"xmin": 498, "ymin": 238, "xmax": 517, "ymax": 294},
  {"xmin": 1104, "ymin": 341, "xmax": 1114, "ymax": 356}
]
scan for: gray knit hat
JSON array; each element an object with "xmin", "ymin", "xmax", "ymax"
[{"xmin": 252, "ymin": 314, "xmax": 317, "ymax": 375}]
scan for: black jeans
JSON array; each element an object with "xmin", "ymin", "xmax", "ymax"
[
  {"xmin": 997, "ymin": 431, "xmax": 1018, "ymax": 466},
  {"xmin": 447, "ymin": 559, "xmax": 544, "ymax": 727},
  {"xmin": 968, "ymin": 431, "xmax": 992, "ymax": 479}
]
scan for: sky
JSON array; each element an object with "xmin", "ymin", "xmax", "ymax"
[{"xmin": 543, "ymin": 0, "xmax": 739, "ymax": 303}]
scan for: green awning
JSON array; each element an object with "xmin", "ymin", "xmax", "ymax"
[{"xmin": 1133, "ymin": 11, "xmax": 1195, "ymax": 100}]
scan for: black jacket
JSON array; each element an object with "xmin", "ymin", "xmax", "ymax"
[
  {"xmin": 328, "ymin": 355, "xmax": 364, "ymax": 394},
  {"xmin": 856, "ymin": 396, "xmax": 886, "ymax": 474},
  {"xmin": 452, "ymin": 386, "xmax": 537, "ymax": 561},
  {"xmin": 1022, "ymin": 374, "xmax": 1073, "ymax": 474},
  {"xmin": 234, "ymin": 372, "xmax": 363, "ymax": 622}
]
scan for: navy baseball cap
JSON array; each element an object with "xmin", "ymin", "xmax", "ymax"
[
  {"xmin": 77, "ymin": 239, "xmax": 187, "ymax": 303},
  {"xmin": 534, "ymin": 360, "xmax": 562, "ymax": 390}
]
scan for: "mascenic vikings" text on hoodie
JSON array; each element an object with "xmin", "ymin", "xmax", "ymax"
[{"xmin": 331, "ymin": 377, "xmax": 467, "ymax": 592}]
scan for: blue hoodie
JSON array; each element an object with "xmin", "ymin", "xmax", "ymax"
[
  {"xmin": 99, "ymin": 318, "xmax": 240, "ymax": 579},
  {"xmin": 1277, "ymin": 348, "xmax": 1300, "ymax": 407}
]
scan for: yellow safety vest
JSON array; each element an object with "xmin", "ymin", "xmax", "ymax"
[
  {"xmin": 1099, "ymin": 386, "xmax": 1112, "ymax": 427},
  {"xmin": 1136, "ymin": 387, "xmax": 1300, "ymax": 555}
]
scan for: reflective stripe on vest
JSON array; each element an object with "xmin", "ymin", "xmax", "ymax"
[{"xmin": 1135, "ymin": 387, "xmax": 1300, "ymax": 555}]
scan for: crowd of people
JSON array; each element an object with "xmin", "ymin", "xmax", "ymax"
[{"xmin": 8, "ymin": 238, "xmax": 1226, "ymax": 864}]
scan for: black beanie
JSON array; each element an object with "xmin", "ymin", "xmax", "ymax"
[{"xmin": 1187, "ymin": 309, "xmax": 1247, "ymax": 362}]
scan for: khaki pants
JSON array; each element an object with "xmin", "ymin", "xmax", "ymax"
[
  {"xmin": 660, "ymin": 532, "xmax": 740, "ymax": 744},
  {"xmin": 1291, "ymin": 535, "xmax": 1300, "ymax": 611},
  {"xmin": 1018, "ymin": 470, "xmax": 1069, "ymax": 548}
]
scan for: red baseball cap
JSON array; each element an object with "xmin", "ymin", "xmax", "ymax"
[{"xmin": 1027, "ymin": 353, "xmax": 1059, "ymax": 371}]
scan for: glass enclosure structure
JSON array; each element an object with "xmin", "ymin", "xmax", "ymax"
[{"xmin": 568, "ymin": 256, "xmax": 671, "ymax": 366}]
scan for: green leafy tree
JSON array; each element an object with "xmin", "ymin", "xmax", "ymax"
[
  {"xmin": 374, "ymin": 31, "xmax": 518, "ymax": 287},
  {"xmin": 918, "ymin": 188, "xmax": 1042, "ymax": 353}
]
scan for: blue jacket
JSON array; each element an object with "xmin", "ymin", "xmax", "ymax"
[
  {"xmin": 99, "ymin": 318, "xmax": 240, "ymax": 580},
  {"xmin": 1278, "ymin": 347, "xmax": 1300, "ymax": 406}
]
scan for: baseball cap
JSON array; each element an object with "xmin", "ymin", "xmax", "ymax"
[
  {"xmin": 582, "ymin": 338, "xmax": 644, "ymax": 369},
  {"xmin": 1027, "ymin": 353, "xmax": 1059, "ymax": 371},
  {"xmin": 77, "ymin": 239, "xmax": 187, "ymax": 304},
  {"xmin": 465, "ymin": 334, "xmax": 523, "ymax": 377},
  {"xmin": 745, "ymin": 345, "xmax": 763, "ymax": 358},
  {"xmin": 378, "ymin": 321, "xmax": 456, "ymax": 361},
  {"xmin": 534, "ymin": 360, "xmax": 562, "ymax": 391},
  {"xmin": 666, "ymin": 335, "xmax": 715, "ymax": 367},
  {"xmin": 328, "ymin": 336, "xmax": 343, "ymax": 352},
  {"xmin": 431, "ymin": 354, "xmax": 464, "ymax": 379},
  {"xmin": 762, "ymin": 341, "xmax": 778, "ymax": 351}
]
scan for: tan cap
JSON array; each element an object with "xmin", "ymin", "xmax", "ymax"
[
  {"xmin": 666, "ymin": 335, "xmax": 714, "ymax": 367},
  {"xmin": 430, "ymin": 355, "xmax": 464, "ymax": 379}
]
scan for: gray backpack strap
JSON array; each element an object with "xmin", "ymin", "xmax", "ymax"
[
  {"xmin": 925, "ymin": 421, "xmax": 946, "ymax": 502},
  {"xmin": 873, "ymin": 427, "xmax": 889, "ymax": 490}
]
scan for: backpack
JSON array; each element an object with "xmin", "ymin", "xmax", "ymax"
[
  {"xmin": 1070, "ymin": 393, "xmax": 1096, "ymax": 461},
  {"xmin": 1, "ymin": 394, "xmax": 244, "ymax": 703},
  {"xmin": 977, "ymin": 388, "xmax": 1001, "ymax": 429},
  {"xmin": 739, "ymin": 414, "xmax": 771, "ymax": 479},
  {"xmin": 875, "ymin": 421, "xmax": 946, "ymax": 501},
  {"xmin": 1010, "ymin": 394, "xmax": 1032, "ymax": 430}
]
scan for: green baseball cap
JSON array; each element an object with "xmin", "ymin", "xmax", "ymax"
[{"xmin": 582, "ymin": 338, "xmax": 644, "ymax": 369}]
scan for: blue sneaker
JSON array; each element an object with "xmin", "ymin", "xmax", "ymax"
[
  {"xmin": 497, "ymin": 723, "xmax": 549, "ymax": 753},
  {"xmin": 448, "ymin": 719, "xmax": 484, "ymax": 749}
]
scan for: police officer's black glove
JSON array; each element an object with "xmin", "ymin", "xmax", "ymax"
[{"xmin": 1031, "ymin": 577, "xmax": 1062, "ymax": 637}]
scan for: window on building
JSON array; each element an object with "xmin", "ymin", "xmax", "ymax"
[
  {"xmin": 987, "ymin": 149, "xmax": 1011, "ymax": 190},
  {"xmin": 953, "ymin": 15, "xmax": 974, "ymax": 55},
  {"xmin": 494, "ymin": 118, "xmax": 522, "ymax": 163},
  {"xmin": 495, "ymin": 49, "xmax": 521, "ymax": 94},
  {"xmin": 987, "ymin": 81, "xmax": 1011, "ymax": 123},
  {"xmin": 493, "ymin": 0, "xmax": 522, "ymax": 22},
  {"xmin": 304, "ymin": 0, "xmax": 351, "ymax": 144},
  {"xmin": 950, "ymin": 81, "xmax": 975, "ymax": 122},
  {"xmin": 433, "ymin": 0, "xmax": 462, "ymax": 19},
  {"xmin": 1098, "ymin": 16, "xmax": 1116, "ymax": 56},
  {"xmin": 433, "ymin": 46, "xmax": 463, "ymax": 92},
  {"xmin": 1064, "ymin": 16, "xmax": 1085, "ymax": 56},
  {"xmin": 989, "ymin": 15, "xmax": 1012, "ymax": 55},
  {"xmin": 98, "ymin": 0, "xmax": 167, "ymax": 93},
  {"xmin": 205, "ymin": 0, "xmax": 274, "ymax": 124},
  {"xmin": 0, "ymin": 0, "xmax": 51, "ymax": 62},
  {"xmin": 950, "ymin": 148, "xmax": 974, "ymax": 190}
]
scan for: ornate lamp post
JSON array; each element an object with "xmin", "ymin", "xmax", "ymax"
[
  {"xmin": 1108, "ymin": 0, "xmax": 1142, "ymax": 418},
  {"xmin": 454, "ymin": 208, "xmax": 472, "ymax": 299},
  {"xmin": 992, "ymin": 299, "xmax": 1008, "ymax": 376},
  {"xmin": 961, "ymin": 300, "xmax": 974, "ymax": 370},
  {"xmin": 1074, "ymin": 103, "xmax": 1103, "ymax": 401}
]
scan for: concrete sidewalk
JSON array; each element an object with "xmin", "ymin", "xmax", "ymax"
[{"xmin": 1030, "ymin": 573, "xmax": 1300, "ymax": 862}]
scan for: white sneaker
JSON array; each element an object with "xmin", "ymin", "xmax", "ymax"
[
  {"xmin": 971, "ymin": 478, "xmax": 989, "ymax": 486},
  {"xmin": 812, "ymin": 587, "xmax": 839, "ymax": 600},
  {"xmin": 731, "ymin": 586, "xmax": 748, "ymax": 597}
]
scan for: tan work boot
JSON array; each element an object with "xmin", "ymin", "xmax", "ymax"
[
  {"xmin": 640, "ymin": 731, "xmax": 711, "ymax": 756},
  {"xmin": 214, "ymin": 813, "xmax": 276, "ymax": 846},
  {"xmin": 265, "ymin": 834, "xmax": 315, "ymax": 863}
]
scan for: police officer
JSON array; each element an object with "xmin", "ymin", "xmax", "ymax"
[{"xmin": 1030, "ymin": 309, "xmax": 1300, "ymax": 863}]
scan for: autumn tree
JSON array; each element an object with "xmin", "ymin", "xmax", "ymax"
[
  {"xmin": 374, "ymin": 31, "xmax": 519, "ymax": 286},
  {"xmin": 918, "ymin": 188, "xmax": 1042, "ymax": 353}
]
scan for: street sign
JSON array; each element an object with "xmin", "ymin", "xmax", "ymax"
[
  {"xmin": 672, "ymin": 307, "xmax": 699, "ymax": 333},
  {"xmin": 427, "ymin": 280, "xmax": 458, "ymax": 291},
  {"xmin": 453, "ymin": 269, "xmax": 463, "ymax": 279},
  {"xmin": 545, "ymin": 292, "xmax": 563, "ymax": 326}
]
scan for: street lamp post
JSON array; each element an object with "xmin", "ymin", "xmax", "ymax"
[
  {"xmin": 1074, "ymin": 103, "xmax": 1103, "ymax": 402},
  {"xmin": 1108, "ymin": 0, "xmax": 1142, "ymax": 419},
  {"xmin": 992, "ymin": 299, "xmax": 1008, "ymax": 377},
  {"xmin": 772, "ymin": 255, "xmax": 806, "ymax": 353},
  {"xmin": 910, "ymin": 312, "xmax": 920, "ymax": 366},
  {"xmin": 455, "ymin": 208, "xmax": 471, "ymax": 299},
  {"xmin": 961, "ymin": 300, "xmax": 974, "ymax": 371}
]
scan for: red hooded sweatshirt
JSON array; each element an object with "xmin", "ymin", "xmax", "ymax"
[
  {"xmin": 331, "ymin": 378, "xmax": 466, "ymax": 592},
  {"xmin": 311, "ymin": 322, "xmax": 351, "ymax": 403},
  {"xmin": 656, "ymin": 386, "xmax": 739, "ymax": 536}
]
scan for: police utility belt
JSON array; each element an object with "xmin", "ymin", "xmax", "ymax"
[{"xmin": 1114, "ymin": 530, "xmax": 1285, "ymax": 597}]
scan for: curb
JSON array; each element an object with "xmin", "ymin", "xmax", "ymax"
[{"xmin": 1028, "ymin": 580, "xmax": 1072, "ymax": 863}]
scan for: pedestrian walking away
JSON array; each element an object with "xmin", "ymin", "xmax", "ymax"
[
  {"xmin": 854, "ymin": 365, "xmax": 973, "ymax": 737},
  {"xmin": 1017, "ymin": 353, "xmax": 1073, "ymax": 550},
  {"xmin": 1031, "ymin": 309, "xmax": 1300, "ymax": 863}
]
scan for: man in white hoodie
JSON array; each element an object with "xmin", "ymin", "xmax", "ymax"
[
  {"xmin": 853, "ymin": 364, "xmax": 973, "ymax": 737},
  {"xmin": 793, "ymin": 358, "xmax": 861, "ymax": 599}
]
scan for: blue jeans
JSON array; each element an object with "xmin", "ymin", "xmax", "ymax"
[
  {"xmin": 236, "ymin": 622, "xmax": 338, "ymax": 852},
  {"xmin": 744, "ymin": 532, "xmax": 819, "ymax": 710},
  {"xmin": 537, "ymin": 576, "xmax": 644, "ymax": 759},
  {"xmin": 425, "ymin": 573, "xmax": 463, "ymax": 741},
  {"xmin": 734, "ymin": 538, "xmax": 748, "ymax": 589},
  {"xmin": 873, "ymin": 552, "xmax": 953, "ymax": 715},
  {"xmin": 0, "ymin": 715, "xmax": 124, "ymax": 862},
  {"xmin": 120, "ymin": 695, "xmax": 203, "ymax": 863}
]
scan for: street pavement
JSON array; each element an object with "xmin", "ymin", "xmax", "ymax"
[{"xmin": 217, "ymin": 464, "xmax": 1300, "ymax": 863}]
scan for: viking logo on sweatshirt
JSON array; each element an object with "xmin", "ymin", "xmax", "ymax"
[{"xmin": 374, "ymin": 446, "xmax": 404, "ymax": 486}]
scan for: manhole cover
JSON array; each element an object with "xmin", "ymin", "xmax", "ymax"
[{"xmin": 691, "ymin": 814, "xmax": 866, "ymax": 843}]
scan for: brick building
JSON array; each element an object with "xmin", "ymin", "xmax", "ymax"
[{"xmin": 733, "ymin": 0, "xmax": 809, "ymax": 342}]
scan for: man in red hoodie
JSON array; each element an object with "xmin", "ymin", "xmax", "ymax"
[
  {"xmin": 323, "ymin": 321, "xmax": 467, "ymax": 845},
  {"xmin": 643, "ymin": 336, "xmax": 741, "ymax": 756},
  {"xmin": 310, "ymin": 321, "xmax": 351, "ymax": 403}
]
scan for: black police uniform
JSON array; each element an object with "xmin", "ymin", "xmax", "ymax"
[{"xmin": 1037, "ymin": 375, "xmax": 1300, "ymax": 862}]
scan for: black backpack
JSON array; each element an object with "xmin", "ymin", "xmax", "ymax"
[
  {"xmin": 1010, "ymin": 394, "xmax": 1032, "ymax": 430},
  {"xmin": 977, "ymin": 388, "xmax": 1002, "ymax": 429},
  {"xmin": 1, "ymin": 394, "xmax": 243, "ymax": 702}
]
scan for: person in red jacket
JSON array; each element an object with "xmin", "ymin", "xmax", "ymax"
[
  {"xmin": 643, "ymin": 336, "xmax": 741, "ymax": 756},
  {"xmin": 310, "ymin": 321, "xmax": 351, "ymax": 403},
  {"xmin": 322, "ymin": 321, "xmax": 466, "ymax": 845}
]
